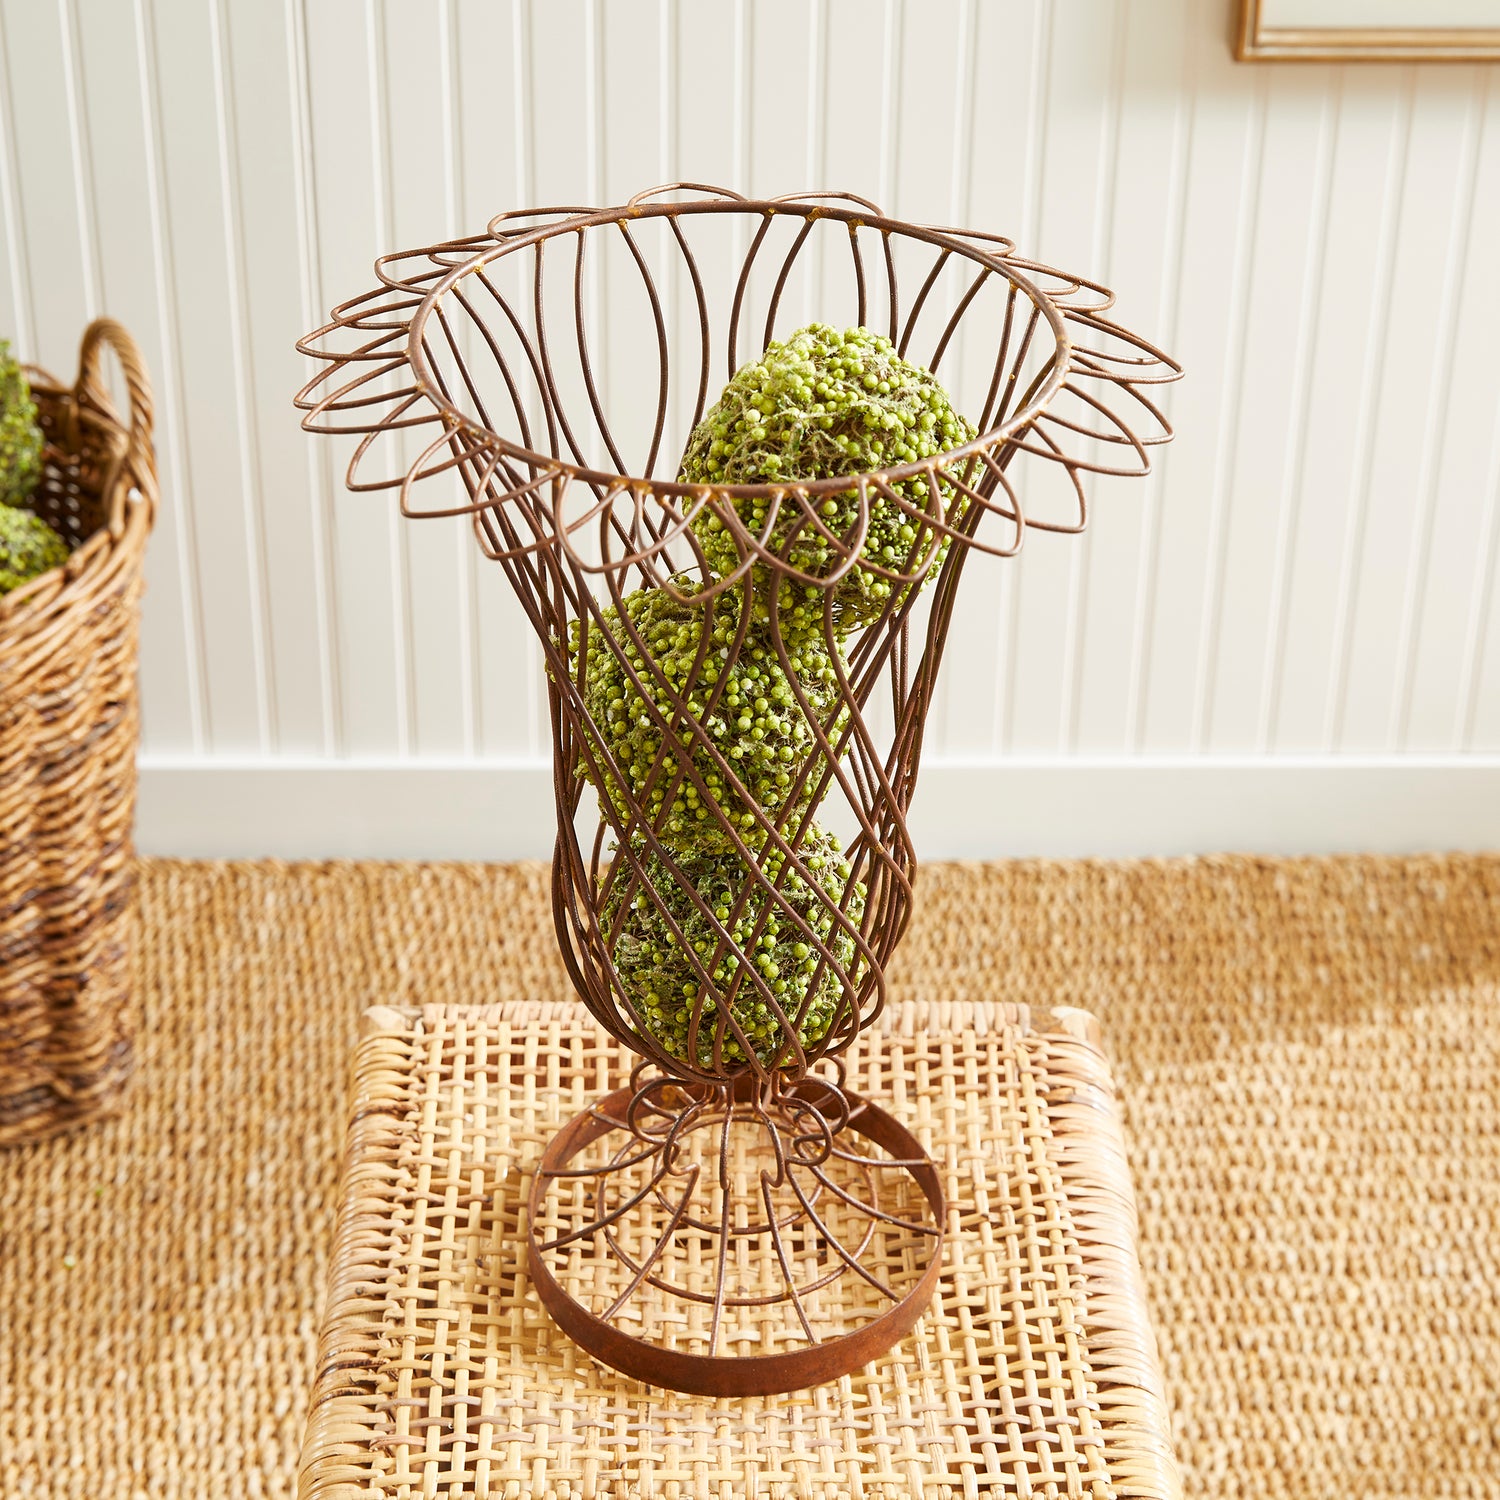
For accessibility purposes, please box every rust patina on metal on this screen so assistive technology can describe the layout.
[296,185,1179,1394]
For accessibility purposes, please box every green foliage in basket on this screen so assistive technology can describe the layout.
[570,575,849,848]
[0,504,67,595]
[680,323,975,632]
[601,827,866,1068]
[0,340,44,510]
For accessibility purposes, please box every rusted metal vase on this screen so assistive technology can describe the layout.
[296,186,1179,1394]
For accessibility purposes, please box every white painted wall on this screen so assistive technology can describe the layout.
[2,0,1498,856]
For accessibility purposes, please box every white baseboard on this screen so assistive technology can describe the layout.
[135,755,1500,861]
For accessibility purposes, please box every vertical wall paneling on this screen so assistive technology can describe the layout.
[439,0,479,757]
[57,0,102,321]
[1268,69,1408,750]
[1335,68,1477,750]
[806,0,887,396]
[524,1,596,207]
[1319,72,1415,751]
[521,0,602,466]
[524,0,605,752]
[376,0,470,756]
[55,0,204,754]
[1074,0,1191,752]
[667,0,740,565]
[366,1,416,754]
[452,0,539,758]
[805,0,828,198]
[818,0,892,208]
[1463,408,1500,748]
[1137,5,1263,750]
[136,0,267,752]
[1203,63,1333,751]
[1386,71,1494,750]
[2,0,1495,842]
[1003,0,1117,753]
[302,0,404,754]
[1185,58,1269,750]
[876,0,973,761]
[995,0,1055,755]
[1407,69,1500,750]
[1254,71,1341,751]
[1458,75,1500,754]
[668,1,737,360]
[209,0,276,750]
[0,1,93,368]
[282,0,341,755]
[937,0,1046,756]
[885,0,966,225]
[598,0,672,484]
[0,10,31,351]
[1061,0,1129,751]
[748,0,815,202]
[1125,0,1198,752]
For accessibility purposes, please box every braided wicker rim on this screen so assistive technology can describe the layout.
[1,320,156,631]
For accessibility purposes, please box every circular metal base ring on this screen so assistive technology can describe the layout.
[526,1084,945,1397]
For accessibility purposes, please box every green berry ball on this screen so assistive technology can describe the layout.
[0,505,67,595]
[601,827,867,1071]
[570,576,850,849]
[0,341,43,510]
[680,323,975,632]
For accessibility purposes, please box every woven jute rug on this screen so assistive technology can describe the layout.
[1,856,1496,1499]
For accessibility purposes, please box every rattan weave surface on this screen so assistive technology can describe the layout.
[2,856,1497,1499]
[302,1000,1177,1500]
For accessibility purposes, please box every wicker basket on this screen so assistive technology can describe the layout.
[0,319,156,1146]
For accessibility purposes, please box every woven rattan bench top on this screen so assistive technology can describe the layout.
[298,1000,1180,1500]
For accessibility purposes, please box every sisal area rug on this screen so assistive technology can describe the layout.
[1,856,1496,1498]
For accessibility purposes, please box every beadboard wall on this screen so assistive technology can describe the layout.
[2,0,1498,857]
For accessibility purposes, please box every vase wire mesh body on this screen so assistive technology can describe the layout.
[297,185,1179,1394]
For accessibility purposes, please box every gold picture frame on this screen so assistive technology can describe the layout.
[1237,0,1500,59]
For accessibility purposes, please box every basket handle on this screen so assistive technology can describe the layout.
[76,317,157,534]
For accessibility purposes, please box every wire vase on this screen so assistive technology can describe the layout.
[296,185,1179,1394]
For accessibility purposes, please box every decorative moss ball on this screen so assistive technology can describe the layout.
[680,324,975,632]
[0,341,43,510]
[571,576,849,848]
[601,827,866,1070]
[0,505,67,594]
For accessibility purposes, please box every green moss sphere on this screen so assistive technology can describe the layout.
[571,576,849,848]
[0,341,43,510]
[601,827,866,1069]
[0,505,67,594]
[680,323,975,632]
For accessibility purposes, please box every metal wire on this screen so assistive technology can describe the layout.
[296,185,1178,1089]
[296,184,1180,1391]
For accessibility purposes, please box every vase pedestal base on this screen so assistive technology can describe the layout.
[526,1072,945,1396]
